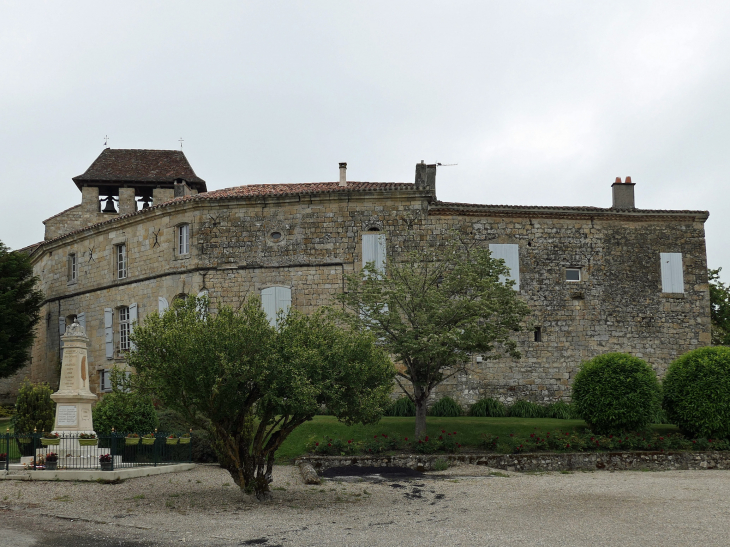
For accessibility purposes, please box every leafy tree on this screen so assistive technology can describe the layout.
[12,380,54,434]
[128,296,394,500]
[92,368,159,434]
[0,241,44,379]
[709,268,730,346]
[337,239,531,438]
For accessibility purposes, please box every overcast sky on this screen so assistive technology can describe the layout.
[2,1,729,279]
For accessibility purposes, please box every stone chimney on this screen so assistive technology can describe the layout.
[339,163,347,187]
[173,179,193,198]
[415,161,437,193]
[611,176,635,209]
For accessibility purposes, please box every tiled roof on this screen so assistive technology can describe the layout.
[200,181,414,199]
[431,200,709,217]
[72,149,206,191]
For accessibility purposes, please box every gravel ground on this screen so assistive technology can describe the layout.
[2,463,730,546]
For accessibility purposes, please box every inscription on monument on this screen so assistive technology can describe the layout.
[57,405,78,426]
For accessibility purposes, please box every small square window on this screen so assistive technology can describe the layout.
[566,268,581,282]
[534,327,542,342]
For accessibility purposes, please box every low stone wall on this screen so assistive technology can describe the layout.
[296,451,730,473]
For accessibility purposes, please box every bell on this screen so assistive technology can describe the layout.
[140,196,152,209]
[102,196,116,213]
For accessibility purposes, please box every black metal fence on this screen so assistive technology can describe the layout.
[0,432,193,471]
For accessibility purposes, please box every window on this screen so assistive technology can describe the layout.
[660,253,684,293]
[119,306,130,352]
[99,369,112,393]
[566,268,581,282]
[68,253,77,282]
[362,232,386,274]
[178,224,190,255]
[105,304,137,359]
[261,286,292,327]
[489,244,520,290]
[534,326,542,342]
[116,244,127,279]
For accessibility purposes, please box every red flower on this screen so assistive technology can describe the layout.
[453,432,456,435]
[442,430,446,433]
[404,437,408,441]
[374,435,378,439]
[315,442,319,446]
[509,434,514,437]
[328,443,332,447]
[438,436,443,441]
[418,440,423,444]
[566,443,570,448]
[530,433,535,438]
[347,440,352,444]
[425,436,430,441]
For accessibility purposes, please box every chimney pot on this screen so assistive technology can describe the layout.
[611,176,635,208]
[615,177,622,184]
[625,176,632,184]
[338,162,347,187]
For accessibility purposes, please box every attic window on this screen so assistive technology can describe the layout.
[566,268,581,282]
[270,231,282,241]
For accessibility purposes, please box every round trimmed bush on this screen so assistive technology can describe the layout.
[572,353,661,434]
[663,347,730,438]
[428,396,462,417]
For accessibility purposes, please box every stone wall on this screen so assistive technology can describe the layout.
[298,451,730,473]
[18,184,710,406]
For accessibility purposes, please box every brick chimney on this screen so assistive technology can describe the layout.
[611,176,635,209]
[339,163,347,187]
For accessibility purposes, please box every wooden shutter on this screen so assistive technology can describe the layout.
[660,253,684,293]
[128,303,138,351]
[104,308,114,359]
[375,234,386,273]
[158,297,169,314]
[362,233,386,273]
[489,244,520,290]
[261,287,276,326]
[275,287,292,322]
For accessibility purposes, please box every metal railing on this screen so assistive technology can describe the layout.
[0,432,193,471]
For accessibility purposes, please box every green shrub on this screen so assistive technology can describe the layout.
[0,404,15,418]
[156,408,218,463]
[544,401,573,420]
[93,392,158,435]
[663,347,730,438]
[572,353,662,434]
[469,398,508,417]
[428,396,463,417]
[12,380,54,434]
[432,458,449,471]
[385,396,416,417]
[508,400,545,418]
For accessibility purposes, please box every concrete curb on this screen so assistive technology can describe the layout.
[0,463,195,481]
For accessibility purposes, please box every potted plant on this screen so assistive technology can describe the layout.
[45,452,58,471]
[99,453,113,471]
[141,433,156,446]
[125,433,141,446]
[78,433,98,446]
[179,433,191,445]
[0,452,7,463]
[166,434,178,445]
[41,432,60,446]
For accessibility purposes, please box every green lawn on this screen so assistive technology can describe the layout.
[275,416,680,461]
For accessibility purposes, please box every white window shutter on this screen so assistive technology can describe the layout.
[489,244,520,290]
[275,287,292,323]
[77,312,86,334]
[197,290,208,316]
[362,234,378,269]
[261,287,276,326]
[104,308,114,359]
[660,253,684,293]
[376,234,386,273]
[128,303,138,351]
[158,296,169,314]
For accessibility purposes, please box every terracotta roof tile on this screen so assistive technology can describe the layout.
[72,149,206,191]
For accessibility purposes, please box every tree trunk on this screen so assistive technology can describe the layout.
[414,385,429,439]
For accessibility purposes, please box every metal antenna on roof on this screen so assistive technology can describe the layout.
[104,135,109,147]
[179,137,184,149]
[436,163,457,167]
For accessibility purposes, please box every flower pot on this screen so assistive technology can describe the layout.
[41,438,60,446]
[100,461,113,471]
[17,437,31,444]
[125,437,141,446]
[45,461,58,471]
[166,438,178,445]
[78,439,98,446]
[141,438,156,445]
[178,437,191,445]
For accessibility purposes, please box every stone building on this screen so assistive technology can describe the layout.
[0,148,712,406]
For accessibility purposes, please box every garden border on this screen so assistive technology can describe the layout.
[297,451,730,473]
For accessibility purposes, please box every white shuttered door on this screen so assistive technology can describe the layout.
[489,244,520,290]
[261,287,292,326]
[104,308,114,359]
[128,304,138,351]
[660,253,684,293]
[362,233,386,273]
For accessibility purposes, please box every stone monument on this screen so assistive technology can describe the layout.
[51,320,97,434]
